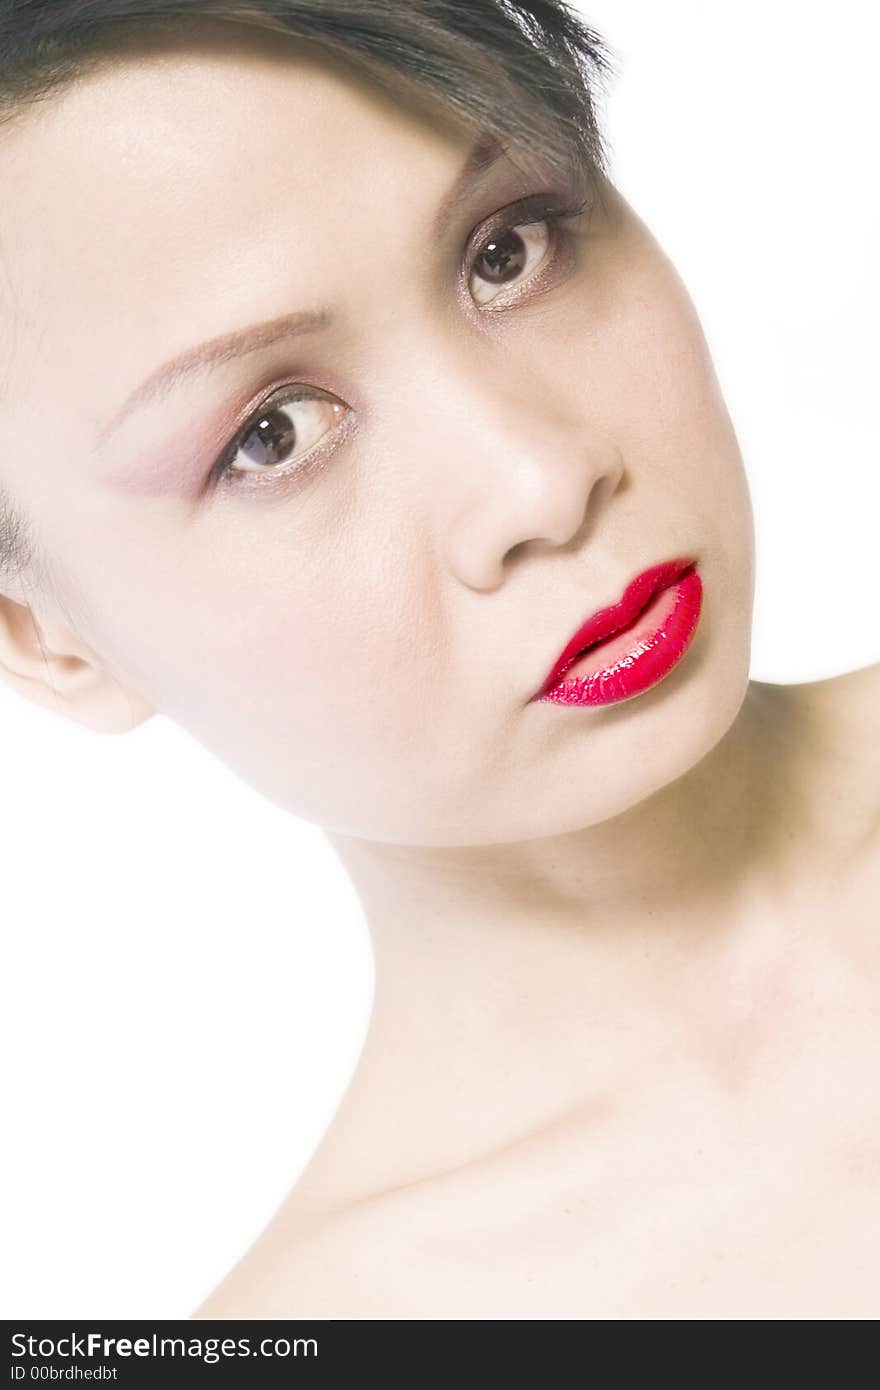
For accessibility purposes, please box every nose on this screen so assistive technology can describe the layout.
[424,372,626,591]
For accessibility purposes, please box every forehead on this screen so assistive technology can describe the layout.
[0,21,472,263]
[0,22,476,441]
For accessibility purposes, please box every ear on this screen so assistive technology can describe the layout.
[0,592,154,734]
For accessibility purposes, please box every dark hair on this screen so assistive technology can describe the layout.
[0,0,612,592]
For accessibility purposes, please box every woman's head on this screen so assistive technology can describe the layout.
[0,1,754,846]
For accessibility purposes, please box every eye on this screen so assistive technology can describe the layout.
[211,385,351,488]
[466,196,588,308]
[208,191,588,490]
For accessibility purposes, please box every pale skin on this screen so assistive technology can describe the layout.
[0,23,876,1319]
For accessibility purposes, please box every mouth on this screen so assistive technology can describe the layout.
[529,556,701,705]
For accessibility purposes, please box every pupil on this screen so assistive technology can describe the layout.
[477,228,526,283]
[243,408,296,467]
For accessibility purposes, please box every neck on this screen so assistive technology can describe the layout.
[297,680,818,1212]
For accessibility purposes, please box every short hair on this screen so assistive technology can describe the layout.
[0,0,612,590]
[0,484,38,593]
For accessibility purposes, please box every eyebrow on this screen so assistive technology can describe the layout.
[94,130,506,448]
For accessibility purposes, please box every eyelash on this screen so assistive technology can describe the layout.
[208,192,590,492]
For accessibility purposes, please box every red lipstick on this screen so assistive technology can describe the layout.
[530,557,703,707]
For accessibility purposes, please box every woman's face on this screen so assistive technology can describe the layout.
[0,23,754,845]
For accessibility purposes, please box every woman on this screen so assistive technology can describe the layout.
[0,0,877,1320]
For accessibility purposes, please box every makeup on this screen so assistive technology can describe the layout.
[530,557,702,707]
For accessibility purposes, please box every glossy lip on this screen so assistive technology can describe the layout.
[528,556,699,703]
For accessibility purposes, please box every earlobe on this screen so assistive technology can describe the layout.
[0,591,155,734]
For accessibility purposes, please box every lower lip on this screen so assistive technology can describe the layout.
[535,564,703,707]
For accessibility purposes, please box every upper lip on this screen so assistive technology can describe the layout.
[530,555,698,700]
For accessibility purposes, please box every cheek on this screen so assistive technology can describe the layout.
[568,252,750,522]
[553,245,755,673]
[109,519,452,827]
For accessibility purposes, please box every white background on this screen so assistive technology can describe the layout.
[2,0,878,1317]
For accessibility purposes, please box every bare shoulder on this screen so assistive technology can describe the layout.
[776,661,880,769]
[789,659,880,733]
[189,1169,530,1319]
[190,1198,435,1320]
[786,660,880,856]
[752,662,880,867]
[189,1214,356,1320]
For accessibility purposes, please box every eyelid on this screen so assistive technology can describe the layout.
[208,385,356,492]
[468,191,583,253]
[463,190,589,312]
